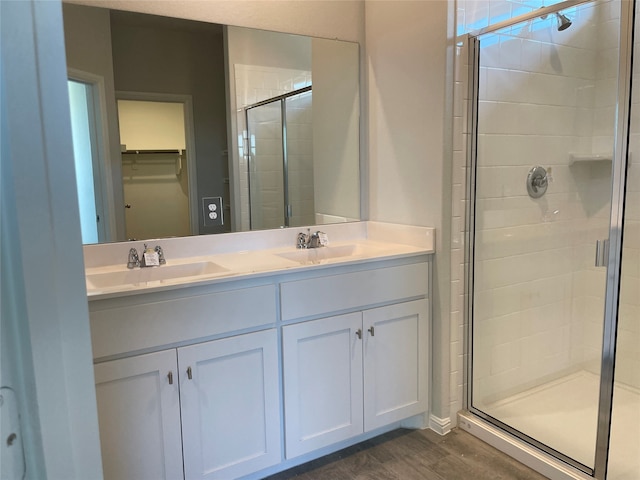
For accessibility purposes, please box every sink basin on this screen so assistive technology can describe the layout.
[276,244,378,264]
[86,261,230,289]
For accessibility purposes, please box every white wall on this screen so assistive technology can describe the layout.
[312,38,360,222]
[66,0,365,44]
[365,0,452,428]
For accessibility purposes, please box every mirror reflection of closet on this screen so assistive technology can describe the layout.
[117,98,193,241]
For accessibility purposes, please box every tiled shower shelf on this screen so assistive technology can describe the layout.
[569,152,613,165]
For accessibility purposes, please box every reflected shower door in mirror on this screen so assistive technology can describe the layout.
[61,2,360,244]
[246,87,314,230]
[469,0,620,475]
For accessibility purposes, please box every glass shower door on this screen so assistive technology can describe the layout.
[285,89,314,228]
[246,86,314,230]
[469,0,620,473]
[246,102,285,230]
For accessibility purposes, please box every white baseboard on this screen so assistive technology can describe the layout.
[428,414,452,435]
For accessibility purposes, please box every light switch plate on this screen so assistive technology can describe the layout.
[202,196,223,226]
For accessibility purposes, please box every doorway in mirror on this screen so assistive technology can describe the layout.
[117,98,195,241]
[68,78,108,244]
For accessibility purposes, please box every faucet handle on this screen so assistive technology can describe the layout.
[297,232,308,249]
[127,248,140,269]
[155,245,166,265]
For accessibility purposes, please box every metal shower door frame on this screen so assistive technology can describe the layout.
[464,0,635,478]
[244,85,312,229]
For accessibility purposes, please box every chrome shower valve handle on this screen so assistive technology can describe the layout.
[526,166,549,198]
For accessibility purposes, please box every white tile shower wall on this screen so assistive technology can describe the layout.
[451,0,622,420]
[235,65,312,230]
[450,36,469,425]
[458,0,565,36]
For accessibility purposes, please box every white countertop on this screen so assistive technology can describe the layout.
[84,222,435,300]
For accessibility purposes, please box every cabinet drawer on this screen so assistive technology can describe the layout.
[90,285,276,359]
[280,262,428,321]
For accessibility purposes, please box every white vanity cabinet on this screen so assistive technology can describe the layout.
[282,312,365,458]
[94,349,183,480]
[95,329,281,480]
[90,280,282,480]
[281,262,430,459]
[362,300,429,430]
[89,254,431,479]
[179,329,281,480]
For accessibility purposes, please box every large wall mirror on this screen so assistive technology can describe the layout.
[62,2,361,245]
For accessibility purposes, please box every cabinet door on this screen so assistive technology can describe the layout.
[282,312,364,458]
[363,299,429,431]
[179,329,281,480]
[94,350,183,480]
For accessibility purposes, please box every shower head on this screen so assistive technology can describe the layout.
[555,12,572,31]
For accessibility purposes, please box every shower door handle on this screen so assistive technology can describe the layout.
[595,239,609,267]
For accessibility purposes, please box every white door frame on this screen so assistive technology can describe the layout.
[116,91,199,236]
[2,1,104,477]
[67,68,116,242]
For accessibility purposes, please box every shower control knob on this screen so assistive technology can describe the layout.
[526,166,549,198]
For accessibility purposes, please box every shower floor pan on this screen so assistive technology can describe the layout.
[482,371,639,479]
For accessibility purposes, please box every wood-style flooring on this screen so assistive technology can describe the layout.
[264,428,549,480]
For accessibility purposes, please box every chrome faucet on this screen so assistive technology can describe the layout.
[309,231,322,249]
[296,229,326,249]
[127,244,166,268]
[127,248,140,269]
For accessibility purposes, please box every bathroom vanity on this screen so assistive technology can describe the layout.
[85,222,433,480]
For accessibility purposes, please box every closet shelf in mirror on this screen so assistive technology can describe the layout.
[122,150,185,176]
[122,149,183,155]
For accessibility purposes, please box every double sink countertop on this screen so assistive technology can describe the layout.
[84,222,435,300]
